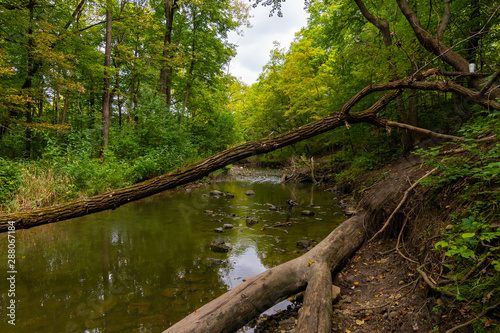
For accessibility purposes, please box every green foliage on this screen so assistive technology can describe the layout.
[417,114,500,188]
[435,215,500,262]
[0,158,22,206]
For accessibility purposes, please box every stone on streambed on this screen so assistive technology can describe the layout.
[210,190,224,197]
[222,224,234,229]
[210,237,232,252]
[301,210,315,216]
[128,302,151,315]
[296,240,311,249]
[296,239,316,250]
[214,227,224,233]
[206,258,225,265]
[245,216,259,227]
[245,190,255,196]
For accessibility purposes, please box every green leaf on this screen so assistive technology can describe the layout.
[435,241,449,249]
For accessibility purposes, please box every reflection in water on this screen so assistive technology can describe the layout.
[223,246,266,289]
[0,170,345,332]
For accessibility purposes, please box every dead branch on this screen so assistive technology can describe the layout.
[261,222,292,230]
[300,156,317,184]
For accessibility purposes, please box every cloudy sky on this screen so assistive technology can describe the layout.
[227,0,310,85]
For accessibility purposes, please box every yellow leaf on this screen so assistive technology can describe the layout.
[308,260,315,266]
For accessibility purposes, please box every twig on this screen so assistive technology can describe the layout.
[445,301,500,333]
[261,222,292,230]
[300,156,317,184]
[369,167,438,242]
[459,255,489,282]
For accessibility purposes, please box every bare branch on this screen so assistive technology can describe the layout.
[64,0,86,30]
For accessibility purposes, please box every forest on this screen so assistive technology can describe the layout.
[1,0,500,332]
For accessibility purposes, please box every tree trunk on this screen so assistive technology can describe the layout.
[182,7,197,118]
[62,90,69,124]
[163,212,366,333]
[101,0,112,157]
[159,0,176,107]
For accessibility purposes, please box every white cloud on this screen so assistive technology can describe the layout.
[228,0,309,85]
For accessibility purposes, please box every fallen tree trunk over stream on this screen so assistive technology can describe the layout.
[1,69,498,232]
[163,212,367,333]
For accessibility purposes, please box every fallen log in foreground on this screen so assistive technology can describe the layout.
[163,212,366,333]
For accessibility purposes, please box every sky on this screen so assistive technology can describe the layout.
[227,0,310,85]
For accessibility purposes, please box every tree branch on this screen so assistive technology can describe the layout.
[436,0,451,41]
[353,0,392,47]
[64,0,86,30]
[479,68,500,96]
[395,0,500,99]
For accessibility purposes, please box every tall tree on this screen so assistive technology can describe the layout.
[159,0,178,107]
[101,0,113,156]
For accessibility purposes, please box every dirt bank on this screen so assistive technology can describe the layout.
[252,147,499,333]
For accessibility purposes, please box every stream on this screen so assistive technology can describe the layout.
[0,169,346,332]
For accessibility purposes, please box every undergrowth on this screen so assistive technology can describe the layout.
[416,112,500,332]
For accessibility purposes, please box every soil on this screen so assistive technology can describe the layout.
[332,240,433,333]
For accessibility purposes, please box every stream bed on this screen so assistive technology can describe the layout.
[0,169,346,332]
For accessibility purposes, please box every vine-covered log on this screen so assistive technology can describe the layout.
[162,212,366,333]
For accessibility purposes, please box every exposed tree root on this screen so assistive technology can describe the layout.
[369,167,438,242]
[445,301,500,333]
[416,264,456,298]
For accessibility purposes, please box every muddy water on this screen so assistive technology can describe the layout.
[0,170,345,332]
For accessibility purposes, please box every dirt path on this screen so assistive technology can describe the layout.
[333,240,433,333]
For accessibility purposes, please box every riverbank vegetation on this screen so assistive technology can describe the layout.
[1,0,499,331]
[1,0,498,213]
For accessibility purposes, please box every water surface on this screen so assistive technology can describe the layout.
[0,170,345,332]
